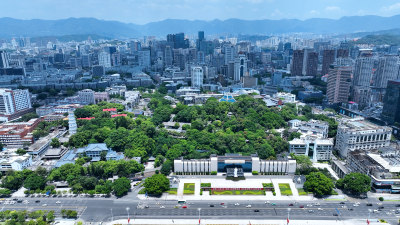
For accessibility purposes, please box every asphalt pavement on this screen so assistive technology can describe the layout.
[0,197,399,224]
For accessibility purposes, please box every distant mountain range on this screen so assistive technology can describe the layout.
[3,15,400,39]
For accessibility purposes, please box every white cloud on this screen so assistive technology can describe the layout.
[381,3,400,12]
[325,6,341,11]
[309,10,320,16]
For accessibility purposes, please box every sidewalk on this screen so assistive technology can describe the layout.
[105,218,380,225]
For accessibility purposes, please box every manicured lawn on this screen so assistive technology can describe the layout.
[201,183,211,187]
[183,183,195,195]
[212,190,265,195]
[279,183,293,196]
[166,188,177,195]
[262,183,274,188]
[297,188,309,196]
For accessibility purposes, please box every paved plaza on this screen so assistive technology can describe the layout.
[138,177,314,201]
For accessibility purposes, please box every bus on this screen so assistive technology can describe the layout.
[178,200,186,204]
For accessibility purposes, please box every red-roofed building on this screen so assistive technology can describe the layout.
[77,117,95,120]
[103,108,117,112]
[111,114,127,118]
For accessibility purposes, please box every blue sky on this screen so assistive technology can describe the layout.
[2,0,400,24]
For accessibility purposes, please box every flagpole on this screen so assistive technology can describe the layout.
[126,207,130,224]
[198,208,201,225]
[287,208,291,225]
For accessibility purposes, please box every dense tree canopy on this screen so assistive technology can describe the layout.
[143,174,170,195]
[113,177,131,197]
[336,172,371,195]
[304,172,334,197]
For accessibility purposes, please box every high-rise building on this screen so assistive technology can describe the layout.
[336,49,349,58]
[305,52,318,76]
[0,51,9,68]
[234,54,248,82]
[81,54,91,68]
[327,65,352,104]
[164,45,173,66]
[13,89,31,111]
[321,50,335,75]
[138,50,151,67]
[198,31,205,41]
[374,55,399,89]
[272,71,283,86]
[223,44,235,65]
[0,89,31,115]
[381,80,400,124]
[191,66,204,88]
[353,57,374,87]
[167,33,189,49]
[291,50,304,76]
[98,51,111,68]
[284,42,292,51]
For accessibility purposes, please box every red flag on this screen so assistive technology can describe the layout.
[367,219,370,225]
[287,218,290,224]
[199,218,201,224]
[128,218,130,223]
[249,221,251,225]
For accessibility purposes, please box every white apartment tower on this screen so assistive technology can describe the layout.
[223,44,236,65]
[0,89,31,115]
[191,66,204,88]
[234,54,248,82]
[98,51,111,68]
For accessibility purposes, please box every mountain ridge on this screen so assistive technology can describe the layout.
[2,15,400,38]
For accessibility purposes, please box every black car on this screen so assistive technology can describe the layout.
[366,203,373,206]
[35,200,40,203]
[348,208,353,211]
[339,202,345,204]
[254,209,260,212]
[210,205,214,207]
[333,213,338,216]
[396,204,400,207]
[378,206,384,209]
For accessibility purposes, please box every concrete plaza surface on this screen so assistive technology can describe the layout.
[138,177,314,201]
[106,219,382,225]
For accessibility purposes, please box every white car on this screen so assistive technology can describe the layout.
[160,206,165,209]
[314,203,320,206]
[234,203,240,206]
[307,204,313,207]
[353,204,359,207]
[265,201,270,204]
[42,204,47,207]
[246,205,252,208]
[317,208,323,211]
[56,201,61,204]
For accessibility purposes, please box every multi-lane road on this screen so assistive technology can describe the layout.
[0,197,399,224]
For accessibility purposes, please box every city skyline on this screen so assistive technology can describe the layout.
[1,0,400,24]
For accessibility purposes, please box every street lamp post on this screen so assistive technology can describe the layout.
[126,207,130,224]
[111,208,113,223]
[198,208,201,225]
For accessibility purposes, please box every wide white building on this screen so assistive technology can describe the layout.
[0,153,32,171]
[78,89,95,105]
[174,154,296,175]
[335,118,392,158]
